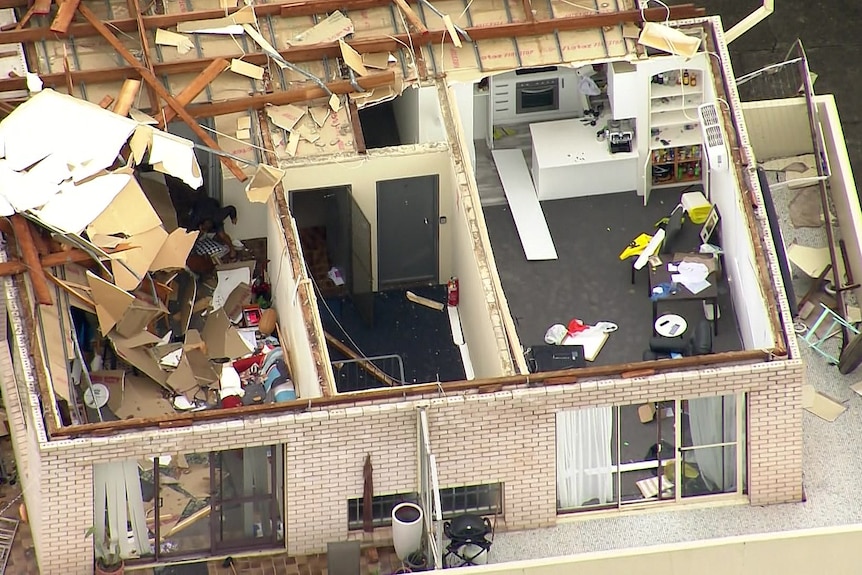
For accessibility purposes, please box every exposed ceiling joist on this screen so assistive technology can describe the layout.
[0,5,704,95]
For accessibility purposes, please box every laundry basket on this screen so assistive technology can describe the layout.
[681,191,711,224]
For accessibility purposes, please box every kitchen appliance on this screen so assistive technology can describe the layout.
[489,67,587,126]
[515,77,559,114]
[607,118,634,153]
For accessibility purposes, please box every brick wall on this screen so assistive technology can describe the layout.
[15,358,801,572]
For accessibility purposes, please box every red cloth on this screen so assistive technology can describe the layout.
[233,354,265,374]
[567,318,588,336]
[221,395,242,409]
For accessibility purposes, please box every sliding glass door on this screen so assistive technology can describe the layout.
[556,394,745,513]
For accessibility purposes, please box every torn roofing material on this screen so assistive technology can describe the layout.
[0,89,203,220]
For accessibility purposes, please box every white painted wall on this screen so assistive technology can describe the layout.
[709,163,773,348]
[741,98,813,160]
[392,86,419,145]
[418,85,447,143]
[266,198,323,398]
[450,81,476,170]
[216,115,268,241]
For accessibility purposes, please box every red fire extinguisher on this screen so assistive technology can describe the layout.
[447,276,459,307]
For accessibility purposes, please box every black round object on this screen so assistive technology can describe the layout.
[444,514,491,542]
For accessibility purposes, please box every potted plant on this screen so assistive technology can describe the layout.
[85,526,125,575]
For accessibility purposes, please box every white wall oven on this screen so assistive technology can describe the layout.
[490,66,587,126]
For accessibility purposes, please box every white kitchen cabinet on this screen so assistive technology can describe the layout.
[607,61,639,120]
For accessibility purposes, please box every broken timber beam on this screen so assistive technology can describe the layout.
[0,4,704,59]
[348,100,366,154]
[392,0,427,34]
[186,71,394,117]
[10,215,52,305]
[0,246,132,276]
[77,3,248,181]
[157,58,229,128]
[113,78,142,116]
[130,0,162,118]
[49,0,81,34]
[31,0,51,15]
[521,0,534,21]
[324,330,397,386]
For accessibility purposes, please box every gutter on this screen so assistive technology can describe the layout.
[724,0,774,43]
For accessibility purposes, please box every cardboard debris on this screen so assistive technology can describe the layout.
[236,116,251,139]
[804,389,847,421]
[114,297,168,339]
[109,225,170,291]
[139,175,179,232]
[362,52,391,70]
[288,10,354,46]
[32,172,132,234]
[114,374,175,419]
[87,271,134,335]
[787,244,831,278]
[112,340,170,388]
[286,130,300,157]
[202,309,253,360]
[230,58,265,80]
[236,128,251,140]
[310,106,330,127]
[149,228,199,271]
[850,381,862,398]
[87,171,162,237]
[340,40,369,76]
[245,164,285,203]
[90,370,126,412]
[212,261,254,310]
[155,28,194,54]
[329,93,342,112]
[223,282,251,321]
[266,104,306,131]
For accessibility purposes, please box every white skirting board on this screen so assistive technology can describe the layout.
[491,149,558,261]
[447,305,474,379]
[459,343,475,380]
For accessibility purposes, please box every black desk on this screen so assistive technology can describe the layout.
[649,255,720,335]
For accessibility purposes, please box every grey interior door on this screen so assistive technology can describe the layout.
[376,175,439,288]
[349,194,374,326]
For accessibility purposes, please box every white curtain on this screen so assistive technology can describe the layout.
[556,407,613,508]
[93,460,152,559]
[688,395,737,492]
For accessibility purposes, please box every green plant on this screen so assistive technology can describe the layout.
[84,526,123,570]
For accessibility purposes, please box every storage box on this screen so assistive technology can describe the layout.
[638,403,656,423]
[681,191,711,224]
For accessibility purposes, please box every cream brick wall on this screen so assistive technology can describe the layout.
[13,357,802,572]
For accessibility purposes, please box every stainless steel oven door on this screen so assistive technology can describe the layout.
[515,78,559,114]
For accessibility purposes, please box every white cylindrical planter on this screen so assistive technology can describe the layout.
[391,502,423,560]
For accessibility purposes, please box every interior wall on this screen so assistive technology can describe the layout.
[216,114,268,241]
[418,85,447,143]
[266,197,324,398]
[392,87,419,145]
[445,525,862,575]
[450,162,507,379]
[741,99,814,161]
[816,95,862,309]
[709,163,774,348]
[282,146,455,291]
[450,81,477,170]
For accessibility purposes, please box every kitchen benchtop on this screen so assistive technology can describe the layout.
[530,116,638,168]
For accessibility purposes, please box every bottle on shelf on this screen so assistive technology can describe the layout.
[690,72,697,87]
[682,70,690,86]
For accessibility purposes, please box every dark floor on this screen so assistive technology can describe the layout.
[357,100,402,149]
[320,285,466,386]
[483,187,742,366]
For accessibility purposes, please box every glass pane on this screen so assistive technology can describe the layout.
[620,467,675,503]
[683,395,736,447]
[157,453,212,557]
[681,445,737,496]
[619,401,675,505]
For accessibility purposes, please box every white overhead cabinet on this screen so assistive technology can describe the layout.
[607,61,639,120]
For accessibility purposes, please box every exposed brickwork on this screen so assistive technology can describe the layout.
[3,357,803,572]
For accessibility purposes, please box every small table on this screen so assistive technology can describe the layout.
[655,314,688,338]
[649,255,720,335]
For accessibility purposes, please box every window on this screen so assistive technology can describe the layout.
[348,492,418,530]
[439,484,503,518]
[348,483,504,530]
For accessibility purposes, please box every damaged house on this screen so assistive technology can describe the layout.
[0,0,858,572]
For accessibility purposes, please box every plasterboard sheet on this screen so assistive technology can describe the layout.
[149,131,203,189]
[787,244,831,278]
[287,10,353,46]
[0,159,58,213]
[32,172,131,234]
[804,390,847,421]
[491,149,557,261]
[87,174,162,237]
[110,226,170,291]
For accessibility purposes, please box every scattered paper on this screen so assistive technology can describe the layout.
[670,260,710,294]
[266,104,306,131]
[230,58,265,80]
[339,40,368,76]
[155,28,194,54]
[288,10,353,46]
[245,164,285,203]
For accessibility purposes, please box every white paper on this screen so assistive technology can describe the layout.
[212,267,251,311]
[31,173,131,234]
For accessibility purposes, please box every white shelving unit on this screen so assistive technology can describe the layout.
[648,68,705,190]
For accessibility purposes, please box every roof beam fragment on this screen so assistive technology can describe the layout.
[77,3,248,181]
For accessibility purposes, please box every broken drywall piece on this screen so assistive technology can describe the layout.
[297,124,320,143]
[223,282,251,321]
[110,226,170,291]
[129,108,157,125]
[285,130,300,157]
[340,40,368,76]
[266,104,306,131]
[155,28,194,54]
[787,243,831,278]
[638,22,701,58]
[202,308,253,360]
[114,297,168,338]
[32,172,131,234]
[362,52,391,70]
[212,262,253,311]
[176,7,255,34]
[236,129,251,140]
[87,271,134,334]
[130,125,153,165]
[243,24,283,64]
[237,116,251,131]
[150,228,199,271]
[230,58,265,80]
[245,164,285,203]
[149,131,203,190]
[288,10,353,46]
[442,15,461,48]
[804,389,847,421]
[310,106,330,127]
[87,172,162,237]
[328,93,342,113]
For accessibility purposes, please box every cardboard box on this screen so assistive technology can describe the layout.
[638,403,656,424]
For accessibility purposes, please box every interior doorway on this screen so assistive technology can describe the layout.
[290,186,374,326]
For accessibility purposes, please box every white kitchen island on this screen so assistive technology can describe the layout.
[530,117,639,200]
